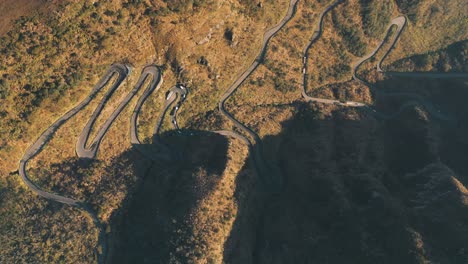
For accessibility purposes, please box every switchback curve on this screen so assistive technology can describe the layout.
[301,0,365,107]
[301,8,455,121]
[75,64,130,158]
[18,63,131,264]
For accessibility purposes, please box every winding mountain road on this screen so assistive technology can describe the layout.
[128,65,177,162]
[219,0,299,143]
[16,1,467,263]
[218,0,300,190]
[301,8,459,121]
[17,64,176,263]
[19,64,129,206]
[130,66,163,145]
[153,84,187,137]
[18,63,132,264]
[75,65,131,158]
[169,86,188,131]
[300,0,367,107]
[352,16,407,77]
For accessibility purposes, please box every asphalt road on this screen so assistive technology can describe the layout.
[18,63,131,264]
[153,84,187,137]
[130,65,163,145]
[301,0,366,107]
[128,66,177,162]
[169,87,187,130]
[218,0,300,190]
[352,16,407,80]
[75,65,130,158]
[17,64,177,264]
[303,11,459,121]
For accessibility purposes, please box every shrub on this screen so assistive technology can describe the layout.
[360,0,392,38]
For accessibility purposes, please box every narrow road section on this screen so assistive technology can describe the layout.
[18,64,130,264]
[302,11,456,121]
[301,0,366,107]
[130,65,164,145]
[75,64,130,158]
[169,85,188,130]
[352,16,407,81]
[218,0,300,190]
[153,84,188,137]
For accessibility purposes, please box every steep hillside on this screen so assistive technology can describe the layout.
[0,0,467,263]
[222,99,468,264]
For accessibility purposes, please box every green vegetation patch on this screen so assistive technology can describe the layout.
[389,40,468,72]
[360,0,393,38]
[332,5,368,57]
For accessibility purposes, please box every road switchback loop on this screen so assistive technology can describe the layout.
[18,63,181,264]
[301,7,455,121]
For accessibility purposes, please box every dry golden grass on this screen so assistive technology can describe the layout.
[2,0,467,263]
[0,0,289,175]
[387,0,468,64]
[0,0,47,36]
[177,137,250,263]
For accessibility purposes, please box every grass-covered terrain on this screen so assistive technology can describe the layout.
[389,40,468,72]
[0,0,467,263]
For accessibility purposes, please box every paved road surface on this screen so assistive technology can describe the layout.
[128,66,176,161]
[218,0,300,190]
[130,66,163,145]
[352,16,407,80]
[18,64,131,264]
[169,86,188,131]
[153,85,187,137]
[75,65,130,158]
[300,0,367,107]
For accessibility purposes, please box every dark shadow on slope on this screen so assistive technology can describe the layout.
[0,173,99,263]
[388,40,468,73]
[223,97,468,264]
[22,73,468,263]
[24,129,229,263]
[110,130,229,264]
[372,76,468,185]
[29,151,147,214]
